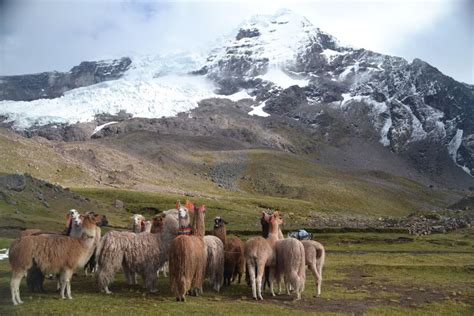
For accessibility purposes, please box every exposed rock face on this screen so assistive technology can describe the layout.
[0,57,131,101]
[236,28,260,40]
[0,174,26,192]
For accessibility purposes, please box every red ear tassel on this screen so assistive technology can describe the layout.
[175,201,181,209]
[185,200,194,212]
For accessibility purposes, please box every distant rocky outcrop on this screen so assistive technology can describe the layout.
[0,57,131,101]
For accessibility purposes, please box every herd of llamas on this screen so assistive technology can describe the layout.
[8,201,325,305]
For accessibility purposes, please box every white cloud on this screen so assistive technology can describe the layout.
[0,0,471,83]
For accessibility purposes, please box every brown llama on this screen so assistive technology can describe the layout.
[9,213,99,305]
[96,208,180,294]
[244,211,282,300]
[301,240,325,296]
[24,211,107,292]
[213,216,245,286]
[169,204,207,302]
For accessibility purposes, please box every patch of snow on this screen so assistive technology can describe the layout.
[320,49,347,63]
[0,248,8,261]
[215,90,255,102]
[380,117,392,146]
[448,129,463,161]
[249,101,270,117]
[257,67,309,88]
[92,121,118,136]
[460,165,471,175]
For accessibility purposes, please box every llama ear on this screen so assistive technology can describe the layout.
[199,205,206,212]
[175,201,181,209]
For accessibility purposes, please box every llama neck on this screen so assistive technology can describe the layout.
[193,212,205,237]
[267,221,280,246]
[213,226,226,244]
[179,216,190,228]
[132,223,141,233]
[261,218,269,238]
[160,214,179,254]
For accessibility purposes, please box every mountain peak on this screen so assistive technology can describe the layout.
[204,9,339,80]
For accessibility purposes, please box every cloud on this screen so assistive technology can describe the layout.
[0,0,471,83]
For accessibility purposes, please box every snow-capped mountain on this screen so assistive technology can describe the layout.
[0,9,472,178]
[198,9,473,177]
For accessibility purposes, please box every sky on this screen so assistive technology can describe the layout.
[0,0,472,83]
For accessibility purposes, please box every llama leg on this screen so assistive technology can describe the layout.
[11,271,24,305]
[104,286,112,295]
[317,267,322,296]
[64,269,74,299]
[123,263,132,285]
[256,262,266,300]
[309,263,320,297]
[59,273,67,299]
[269,268,276,297]
[147,269,158,293]
[247,262,257,300]
[286,276,291,295]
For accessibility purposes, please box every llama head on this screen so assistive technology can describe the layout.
[86,211,109,227]
[214,216,228,229]
[152,214,164,228]
[78,213,99,239]
[70,209,83,228]
[131,214,145,225]
[270,211,283,227]
[66,209,80,224]
[178,206,188,219]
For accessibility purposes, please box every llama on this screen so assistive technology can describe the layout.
[301,240,325,296]
[150,215,169,278]
[24,211,107,292]
[82,212,109,276]
[9,213,99,305]
[169,204,207,302]
[251,210,281,290]
[244,211,282,300]
[97,207,180,294]
[203,235,224,292]
[213,216,245,286]
[122,213,147,285]
[275,238,306,300]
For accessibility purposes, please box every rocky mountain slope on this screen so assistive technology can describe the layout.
[0,57,131,101]
[0,9,472,190]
